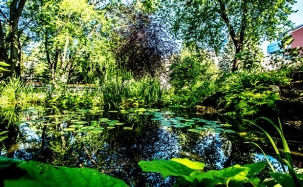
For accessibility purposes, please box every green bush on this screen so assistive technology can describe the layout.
[169,48,218,107]
[217,70,291,116]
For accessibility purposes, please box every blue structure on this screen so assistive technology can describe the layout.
[267,41,281,54]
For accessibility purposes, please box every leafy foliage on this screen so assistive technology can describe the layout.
[216,70,290,116]
[168,48,218,107]
[158,0,295,71]
[114,5,177,78]
[0,76,35,106]
[26,0,115,84]
[0,157,128,187]
[139,158,266,186]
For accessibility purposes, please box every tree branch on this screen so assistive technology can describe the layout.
[217,0,238,44]
[0,9,9,23]
[15,0,27,21]
[239,1,248,45]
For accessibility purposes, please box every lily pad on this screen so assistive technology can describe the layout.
[198,119,208,123]
[163,111,175,115]
[115,123,125,125]
[72,121,88,125]
[174,117,185,121]
[123,127,133,130]
[63,128,75,132]
[69,124,84,128]
[220,123,232,127]
[81,126,95,130]
[100,118,110,122]
[45,115,62,118]
[94,127,104,130]
[221,129,234,133]
[239,132,247,136]
[174,125,186,128]
[183,122,194,126]
[187,129,200,133]
[135,108,147,112]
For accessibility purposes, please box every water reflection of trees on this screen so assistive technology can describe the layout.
[0,107,261,186]
[0,106,21,158]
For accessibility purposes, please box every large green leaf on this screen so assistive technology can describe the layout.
[171,158,205,170]
[191,164,250,186]
[215,164,249,180]
[138,159,195,182]
[0,157,128,187]
[243,162,266,179]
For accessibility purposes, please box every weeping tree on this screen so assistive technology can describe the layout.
[159,0,296,72]
[114,5,178,79]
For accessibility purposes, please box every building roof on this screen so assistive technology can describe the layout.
[288,23,303,33]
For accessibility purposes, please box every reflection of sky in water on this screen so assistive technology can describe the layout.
[95,123,234,186]
[255,153,289,172]
[1,122,42,158]
[1,109,268,186]
[20,123,41,142]
[1,118,234,186]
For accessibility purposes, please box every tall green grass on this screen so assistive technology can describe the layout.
[0,76,35,106]
[101,72,164,109]
[245,117,303,187]
[0,69,165,110]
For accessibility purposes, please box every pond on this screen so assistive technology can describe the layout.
[0,106,302,186]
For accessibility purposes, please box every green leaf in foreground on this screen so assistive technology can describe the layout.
[138,159,195,182]
[0,157,128,187]
[171,158,205,170]
[243,162,266,179]
[139,158,266,186]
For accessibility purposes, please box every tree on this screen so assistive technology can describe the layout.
[0,0,27,78]
[28,0,115,84]
[159,0,296,72]
[114,3,178,78]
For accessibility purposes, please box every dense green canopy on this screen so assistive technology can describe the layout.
[157,0,296,71]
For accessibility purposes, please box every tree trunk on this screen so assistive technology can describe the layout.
[232,45,242,72]
[0,20,8,63]
[0,0,27,79]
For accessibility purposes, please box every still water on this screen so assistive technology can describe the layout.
[0,106,301,186]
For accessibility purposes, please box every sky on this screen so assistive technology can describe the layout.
[261,0,303,55]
